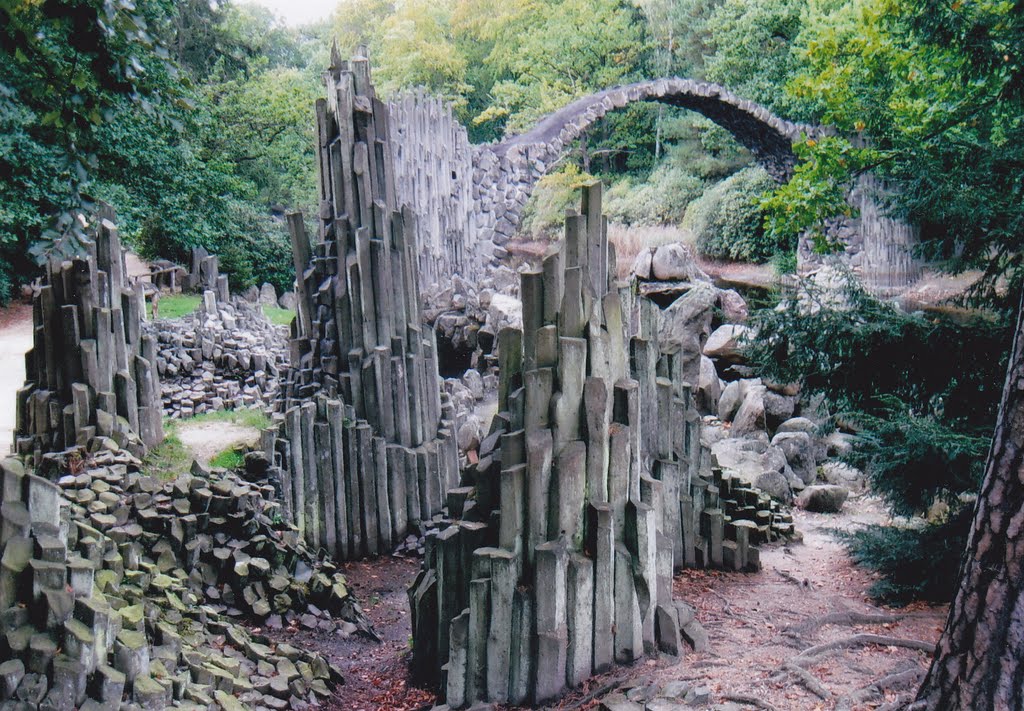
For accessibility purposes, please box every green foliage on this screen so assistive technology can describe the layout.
[604,166,704,226]
[760,136,873,253]
[210,446,246,470]
[837,510,973,604]
[703,0,814,119]
[845,396,989,516]
[683,166,783,262]
[778,0,1024,305]
[518,165,596,239]
[746,272,1012,602]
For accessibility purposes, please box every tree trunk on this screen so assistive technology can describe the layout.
[914,292,1024,710]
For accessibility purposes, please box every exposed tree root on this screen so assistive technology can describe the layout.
[791,634,935,666]
[782,662,832,700]
[785,610,905,637]
[835,666,924,711]
[722,693,780,710]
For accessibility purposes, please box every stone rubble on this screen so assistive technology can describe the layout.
[0,444,365,710]
[149,291,289,419]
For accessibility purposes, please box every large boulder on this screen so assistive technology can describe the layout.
[717,289,749,323]
[658,282,718,355]
[763,392,797,432]
[703,324,750,362]
[695,356,723,414]
[650,243,710,282]
[717,379,750,422]
[631,249,654,280]
[821,461,867,492]
[259,283,278,306]
[278,291,297,310]
[776,417,817,435]
[771,431,817,485]
[488,293,523,332]
[730,384,767,438]
[796,485,849,513]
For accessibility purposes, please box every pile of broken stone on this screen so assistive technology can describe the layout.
[0,443,368,710]
[642,242,863,515]
[150,292,289,419]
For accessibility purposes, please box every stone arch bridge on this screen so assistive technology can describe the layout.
[389,78,919,294]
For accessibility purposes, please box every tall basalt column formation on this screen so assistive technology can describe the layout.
[267,50,458,561]
[14,206,163,459]
[410,183,713,708]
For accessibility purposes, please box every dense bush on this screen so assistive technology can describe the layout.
[683,166,780,262]
[837,509,974,604]
[746,272,1012,603]
[603,165,705,227]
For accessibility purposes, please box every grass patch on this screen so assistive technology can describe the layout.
[152,294,201,320]
[262,305,295,326]
[210,446,245,469]
[184,408,272,430]
[142,420,193,480]
[141,408,271,480]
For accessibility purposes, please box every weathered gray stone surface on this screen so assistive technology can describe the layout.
[269,50,458,561]
[150,290,288,419]
[797,484,849,512]
[14,205,161,459]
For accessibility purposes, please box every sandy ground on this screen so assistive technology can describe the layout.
[176,420,261,465]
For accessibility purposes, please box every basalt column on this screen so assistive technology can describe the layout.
[409,183,705,708]
[14,205,163,460]
[265,50,458,561]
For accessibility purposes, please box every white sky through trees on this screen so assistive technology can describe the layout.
[242,0,337,26]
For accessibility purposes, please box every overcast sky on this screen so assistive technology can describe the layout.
[242,0,337,26]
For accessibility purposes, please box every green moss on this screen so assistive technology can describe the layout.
[151,294,201,320]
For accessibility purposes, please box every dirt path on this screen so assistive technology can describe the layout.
[176,420,261,465]
[279,497,945,711]
[0,303,35,452]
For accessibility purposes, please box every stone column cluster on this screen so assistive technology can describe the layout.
[181,247,230,302]
[14,207,163,460]
[265,50,458,561]
[410,183,726,709]
[389,90,483,288]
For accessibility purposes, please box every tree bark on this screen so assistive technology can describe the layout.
[914,292,1024,710]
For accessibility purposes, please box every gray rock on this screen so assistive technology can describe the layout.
[702,325,750,362]
[650,243,710,282]
[771,432,816,485]
[259,283,278,306]
[776,417,817,435]
[730,384,767,438]
[797,484,849,513]
[717,289,748,323]
[630,249,654,280]
[695,357,722,415]
[821,461,866,492]
[277,291,297,310]
[717,380,749,422]
[658,282,717,356]
[762,392,797,432]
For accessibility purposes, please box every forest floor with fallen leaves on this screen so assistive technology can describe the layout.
[283,495,947,711]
